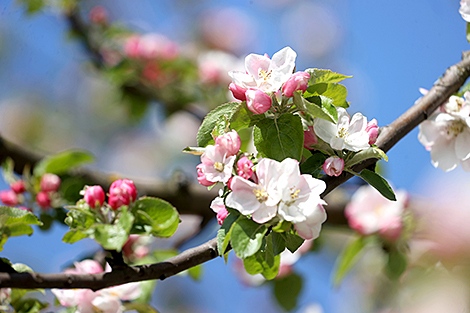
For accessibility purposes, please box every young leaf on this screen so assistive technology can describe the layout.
[385,248,408,280]
[300,152,327,177]
[304,83,349,108]
[293,92,337,123]
[123,302,160,313]
[467,23,470,44]
[306,68,352,84]
[271,232,286,255]
[253,113,304,162]
[196,102,239,147]
[93,224,129,251]
[0,206,43,227]
[62,230,88,244]
[11,298,49,313]
[358,169,396,201]
[33,149,95,176]
[229,101,265,130]
[231,217,268,259]
[273,273,303,311]
[217,211,239,256]
[242,246,280,280]
[132,197,179,237]
[344,147,388,168]
[332,235,366,287]
[283,230,305,253]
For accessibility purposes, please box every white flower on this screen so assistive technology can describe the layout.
[226,158,282,223]
[228,47,297,93]
[294,204,327,240]
[460,0,470,22]
[314,107,370,152]
[199,145,236,184]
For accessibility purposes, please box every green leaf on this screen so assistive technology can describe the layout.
[274,273,303,311]
[93,224,129,251]
[11,263,34,273]
[0,206,42,227]
[332,235,366,287]
[345,147,388,168]
[117,207,134,233]
[300,153,328,177]
[62,230,87,244]
[253,113,304,162]
[284,230,305,253]
[181,146,206,155]
[229,101,265,130]
[11,298,48,313]
[196,102,239,147]
[4,224,34,237]
[188,264,203,281]
[467,23,470,44]
[217,211,239,256]
[231,217,268,259]
[357,169,396,201]
[271,232,286,255]
[293,92,337,123]
[306,68,352,84]
[385,249,408,280]
[304,83,349,108]
[33,149,94,176]
[123,302,160,313]
[242,248,280,280]
[132,197,179,237]
[17,0,45,14]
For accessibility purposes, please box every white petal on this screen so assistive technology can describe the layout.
[344,131,370,151]
[455,129,470,160]
[252,204,278,223]
[245,53,270,79]
[228,70,257,89]
[348,113,367,133]
[430,137,459,172]
[330,136,345,150]
[313,118,336,144]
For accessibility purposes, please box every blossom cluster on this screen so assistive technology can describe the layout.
[418,92,470,172]
[0,173,61,210]
[52,260,141,313]
[82,179,137,212]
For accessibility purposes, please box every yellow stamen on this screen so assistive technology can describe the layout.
[253,188,268,202]
[214,162,224,172]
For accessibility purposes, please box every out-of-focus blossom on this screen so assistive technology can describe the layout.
[245,89,272,114]
[345,185,408,241]
[460,0,470,22]
[303,125,318,149]
[0,190,18,206]
[323,156,344,177]
[40,173,61,192]
[418,93,470,172]
[123,34,179,60]
[108,179,137,210]
[84,186,105,209]
[36,191,51,209]
[365,118,379,145]
[282,71,310,97]
[237,156,254,180]
[215,130,241,156]
[199,145,236,184]
[198,51,244,85]
[10,180,25,194]
[52,260,141,313]
[141,62,161,83]
[0,288,11,311]
[122,235,150,260]
[314,107,370,152]
[89,6,108,24]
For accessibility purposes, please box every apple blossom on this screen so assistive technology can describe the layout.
[323,156,344,177]
[365,118,379,145]
[0,190,18,206]
[84,185,106,209]
[10,180,25,194]
[314,107,370,152]
[210,196,228,225]
[215,130,241,156]
[229,47,297,94]
[199,145,236,184]
[228,83,247,101]
[294,204,327,240]
[460,0,470,22]
[245,89,272,114]
[196,164,216,187]
[198,50,244,85]
[345,185,408,241]
[36,191,51,208]
[303,125,318,149]
[237,156,254,180]
[282,71,310,97]
[40,173,61,192]
[226,158,282,223]
[108,179,137,210]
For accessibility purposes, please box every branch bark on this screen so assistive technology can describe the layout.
[1,51,469,290]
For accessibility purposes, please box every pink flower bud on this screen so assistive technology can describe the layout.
[246,89,272,114]
[0,190,18,206]
[84,186,105,209]
[365,118,379,145]
[282,71,310,97]
[196,164,216,187]
[108,179,137,210]
[229,83,247,101]
[216,207,229,225]
[303,125,318,149]
[323,156,344,177]
[40,174,61,192]
[226,176,233,190]
[215,130,241,156]
[237,156,253,179]
[10,180,26,194]
[36,191,51,208]
[89,6,108,24]
[124,35,141,59]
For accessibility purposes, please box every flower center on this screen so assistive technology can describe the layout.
[337,127,349,138]
[290,187,301,200]
[253,188,268,202]
[214,162,224,172]
[258,69,272,82]
[446,120,466,138]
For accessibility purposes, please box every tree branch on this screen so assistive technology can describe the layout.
[1,51,469,290]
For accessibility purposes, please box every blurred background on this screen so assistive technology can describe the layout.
[1,0,470,312]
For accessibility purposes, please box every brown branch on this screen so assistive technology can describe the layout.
[0,51,469,290]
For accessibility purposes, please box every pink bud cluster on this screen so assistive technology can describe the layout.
[36,173,61,209]
[0,180,25,206]
[122,235,150,261]
[124,34,179,61]
[83,179,137,211]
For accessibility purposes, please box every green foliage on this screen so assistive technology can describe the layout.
[33,149,95,177]
[273,273,303,311]
[300,152,327,178]
[357,169,396,201]
[253,113,304,162]
[467,23,470,44]
[16,0,45,14]
[217,210,240,257]
[385,248,408,280]
[243,243,280,280]
[282,230,305,254]
[304,83,349,108]
[11,298,48,313]
[132,197,179,237]
[345,147,388,168]
[230,217,268,259]
[293,92,337,123]
[305,68,352,84]
[197,102,240,147]
[0,206,43,251]
[123,302,160,313]
[332,235,366,287]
